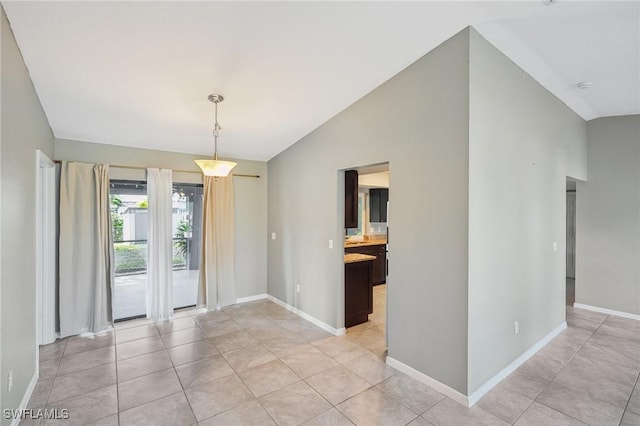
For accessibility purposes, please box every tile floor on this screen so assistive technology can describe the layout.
[26,288,639,425]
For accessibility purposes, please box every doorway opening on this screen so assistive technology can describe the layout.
[342,162,389,356]
[566,179,577,306]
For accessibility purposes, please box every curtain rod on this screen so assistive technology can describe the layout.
[52,160,260,178]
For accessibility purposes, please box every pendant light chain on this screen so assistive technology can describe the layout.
[194,93,237,177]
[213,98,220,160]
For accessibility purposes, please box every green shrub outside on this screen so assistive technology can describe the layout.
[115,244,146,273]
[115,243,186,274]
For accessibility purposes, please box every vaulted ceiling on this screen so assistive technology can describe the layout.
[3,1,638,161]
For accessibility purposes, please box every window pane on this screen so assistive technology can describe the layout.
[110,180,148,321]
[172,184,203,310]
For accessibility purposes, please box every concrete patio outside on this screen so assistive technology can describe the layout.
[113,269,199,320]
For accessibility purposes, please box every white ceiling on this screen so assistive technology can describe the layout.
[3,1,639,161]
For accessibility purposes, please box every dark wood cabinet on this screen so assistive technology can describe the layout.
[374,245,386,285]
[345,259,373,328]
[345,244,386,285]
[369,188,388,222]
[345,170,358,229]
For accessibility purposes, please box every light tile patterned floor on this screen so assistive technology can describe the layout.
[27,289,639,425]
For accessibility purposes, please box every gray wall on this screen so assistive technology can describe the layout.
[1,8,55,420]
[576,116,640,315]
[268,29,471,393]
[467,29,587,394]
[55,139,268,300]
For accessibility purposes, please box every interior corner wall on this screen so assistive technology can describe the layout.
[268,28,470,393]
[1,7,55,421]
[576,116,640,315]
[54,139,268,300]
[467,28,587,395]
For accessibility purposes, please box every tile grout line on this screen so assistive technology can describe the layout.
[619,370,640,426]
[226,314,304,425]
[113,318,199,419]
[507,397,538,425]
[508,311,595,423]
[40,339,68,414]
[188,309,297,425]
[294,334,400,424]
[197,307,377,425]
[42,300,634,426]
[196,313,244,418]
[39,315,195,422]
[163,314,201,424]
[41,301,395,425]
[182,308,288,424]
[45,336,119,425]
[530,311,614,425]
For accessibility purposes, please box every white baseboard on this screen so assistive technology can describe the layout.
[236,294,268,304]
[11,370,39,426]
[266,295,345,336]
[386,356,469,407]
[387,321,567,408]
[467,321,567,406]
[573,303,640,321]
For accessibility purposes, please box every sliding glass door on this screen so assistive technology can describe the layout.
[171,184,203,310]
[110,181,149,320]
[110,180,203,321]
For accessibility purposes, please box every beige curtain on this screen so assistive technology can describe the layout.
[59,162,113,337]
[198,175,236,309]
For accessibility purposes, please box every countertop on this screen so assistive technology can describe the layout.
[344,239,387,248]
[344,253,376,264]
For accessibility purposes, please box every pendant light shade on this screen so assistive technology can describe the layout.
[195,94,237,177]
[194,159,237,177]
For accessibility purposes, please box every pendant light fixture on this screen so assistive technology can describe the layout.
[194,94,237,177]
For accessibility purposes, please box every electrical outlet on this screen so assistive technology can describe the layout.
[7,370,13,393]
[553,241,558,252]
[271,232,276,240]
[514,321,519,335]
[296,284,301,293]
[328,239,333,249]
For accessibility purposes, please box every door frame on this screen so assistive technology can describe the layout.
[340,163,390,346]
[35,150,56,347]
[566,191,576,279]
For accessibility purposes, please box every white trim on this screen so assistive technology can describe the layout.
[11,370,39,426]
[467,321,567,406]
[387,321,567,408]
[573,303,640,321]
[236,294,268,304]
[35,150,56,346]
[266,295,345,336]
[386,356,469,407]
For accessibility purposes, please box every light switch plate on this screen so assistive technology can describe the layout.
[329,240,333,249]
[271,232,276,240]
